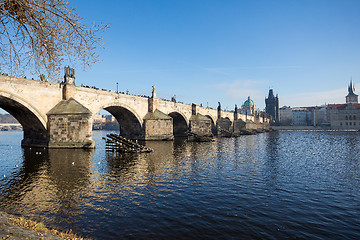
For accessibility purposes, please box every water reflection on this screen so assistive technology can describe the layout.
[47,149,93,225]
[0,148,50,210]
[264,132,280,187]
[0,148,94,225]
[0,131,359,239]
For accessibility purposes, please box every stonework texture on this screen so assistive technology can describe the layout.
[143,109,173,140]
[189,114,212,136]
[216,118,233,137]
[233,119,246,135]
[0,75,271,147]
[47,114,94,148]
[143,119,173,140]
[47,98,94,148]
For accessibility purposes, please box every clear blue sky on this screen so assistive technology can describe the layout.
[71,0,360,110]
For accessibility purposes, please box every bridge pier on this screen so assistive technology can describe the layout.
[21,129,49,148]
[232,119,246,136]
[142,86,174,140]
[143,109,174,140]
[216,118,232,137]
[215,102,232,137]
[47,98,94,149]
[188,104,213,139]
[0,73,272,148]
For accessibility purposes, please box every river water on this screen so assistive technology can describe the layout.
[0,130,359,239]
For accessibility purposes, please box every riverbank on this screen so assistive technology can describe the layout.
[271,125,331,131]
[0,123,22,131]
[0,211,88,240]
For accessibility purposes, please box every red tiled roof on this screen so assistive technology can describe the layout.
[328,103,360,110]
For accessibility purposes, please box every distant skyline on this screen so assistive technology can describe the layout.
[5,0,360,113]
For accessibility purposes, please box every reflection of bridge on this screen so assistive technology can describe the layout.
[0,72,269,148]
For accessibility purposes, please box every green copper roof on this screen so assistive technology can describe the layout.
[242,96,255,106]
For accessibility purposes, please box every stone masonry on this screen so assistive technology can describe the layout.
[0,73,270,148]
[47,98,94,148]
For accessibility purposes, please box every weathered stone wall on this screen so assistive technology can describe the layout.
[189,114,212,136]
[0,75,63,127]
[47,99,94,148]
[245,120,269,132]
[143,119,173,140]
[216,118,233,137]
[233,119,246,136]
[143,109,173,140]
[0,76,271,147]
[48,114,94,148]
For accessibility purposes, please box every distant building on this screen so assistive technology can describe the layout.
[265,89,279,125]
[292,107,311,126]
[92,114,119,130]
[279,106,293,125]
[279,105,328,126]
[327,80,360,130]
[307,106,328,126]
[241,96,256,115]
[346,80,358,103]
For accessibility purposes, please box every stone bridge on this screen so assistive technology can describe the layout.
[0,71,269,148]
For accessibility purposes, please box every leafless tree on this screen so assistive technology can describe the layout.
[0,0,109,80]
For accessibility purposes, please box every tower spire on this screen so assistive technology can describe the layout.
[346,78,358,103]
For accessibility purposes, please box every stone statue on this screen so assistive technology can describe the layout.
[64,66,75,84]
[152,85,157,98]
[64,66,75,78]
[217,102,222,119]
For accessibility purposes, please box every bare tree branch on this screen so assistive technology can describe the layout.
[0,0,109,81]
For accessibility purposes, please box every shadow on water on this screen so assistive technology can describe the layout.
[0,148,50,212]
[0,147,94,226]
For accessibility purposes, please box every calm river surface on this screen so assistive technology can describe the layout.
[0,131,359,239]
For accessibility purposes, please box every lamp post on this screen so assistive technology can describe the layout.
[116,82,118,93]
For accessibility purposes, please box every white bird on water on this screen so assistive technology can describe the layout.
[72,162,75,165]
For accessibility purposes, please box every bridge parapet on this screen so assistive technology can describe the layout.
[0,74,271,148]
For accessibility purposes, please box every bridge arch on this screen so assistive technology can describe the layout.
[94,103,143,139]
[205,115,217,135]
[0,90,48,146]
[169,112,188,137]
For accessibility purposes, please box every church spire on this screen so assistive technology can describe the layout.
[348,78,356,96]
[346,78,358,103]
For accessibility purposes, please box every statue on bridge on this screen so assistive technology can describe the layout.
[152,85,157,99]
[217,102,221,119]
[64,66,75,85]
[64,66,75,78]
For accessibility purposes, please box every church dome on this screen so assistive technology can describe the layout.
[242,96,255,106]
